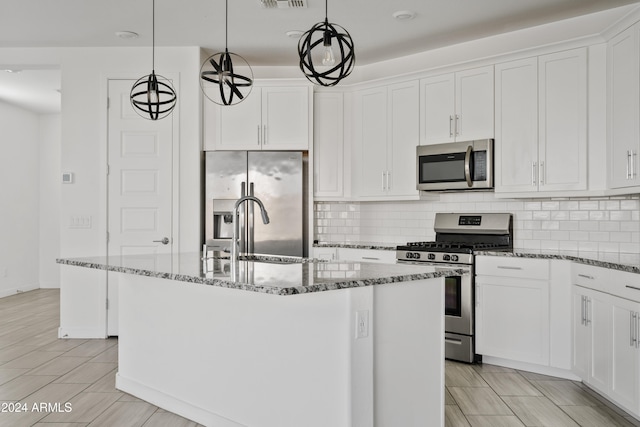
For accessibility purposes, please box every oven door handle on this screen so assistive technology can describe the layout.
[464,145,473,187]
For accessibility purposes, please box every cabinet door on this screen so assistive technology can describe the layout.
[494,58,538,193]
[313,92,344,198]
[610,296,640,414]
[538,48,587,191]
[420,74,455,144]
[455,66,494,141]
[609,25,640,189]
[572,288,590,380]
[476,275,549,365]
[262,87,309,150]
[354,87,388,197]
[217,92,262,150]
[387,81,419,197]
[588,288,611,394]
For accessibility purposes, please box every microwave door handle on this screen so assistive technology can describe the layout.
[464,145,473,187]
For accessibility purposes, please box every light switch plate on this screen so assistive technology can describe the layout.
[62,172,74,184]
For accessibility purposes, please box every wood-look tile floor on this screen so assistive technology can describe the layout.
[445,360,640,427]
[2,289,640,427]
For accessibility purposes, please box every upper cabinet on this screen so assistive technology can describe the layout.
[608,24,640,190]
[203,84,311,151]
[495,48,588,195]
[351,80,420,200]
[313,92,344,199]
[420,66,494,145]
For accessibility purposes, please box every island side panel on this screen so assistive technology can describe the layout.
[116,274,353,427]
[374,277,445,427]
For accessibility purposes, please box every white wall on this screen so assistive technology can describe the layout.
[0,101,40,297]
[39,114,61,288]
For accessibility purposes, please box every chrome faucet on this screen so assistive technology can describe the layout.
[231,195,270,262]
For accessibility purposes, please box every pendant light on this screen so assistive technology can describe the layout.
[298,0,355,87]
[200,0,253,106]
[130,0,177,120]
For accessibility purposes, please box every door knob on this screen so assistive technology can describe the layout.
[153,237,170,245]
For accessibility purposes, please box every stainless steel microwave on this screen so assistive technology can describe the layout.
[416,139,494,191]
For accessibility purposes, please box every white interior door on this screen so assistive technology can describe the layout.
[107,79,174,335]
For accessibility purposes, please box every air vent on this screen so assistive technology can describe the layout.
[259,0,307,8]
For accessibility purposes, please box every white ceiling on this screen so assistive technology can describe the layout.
[2,0,640,114]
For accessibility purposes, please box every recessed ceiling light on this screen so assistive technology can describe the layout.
[285,30,304,38]
[115,31,139,40]
[392,10,416,21]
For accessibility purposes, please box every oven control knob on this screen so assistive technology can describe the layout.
[442,254,451,261]
[427,253,436,260]
[451,255,459,262]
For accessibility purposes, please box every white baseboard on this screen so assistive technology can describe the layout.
[481,356,581,381]
[115,373,245,427]
[57,327,107,339]
[39,281,60,289]
[0,285,40,299]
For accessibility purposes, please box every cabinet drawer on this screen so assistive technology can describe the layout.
[338,248,396,264]
[476,256,549,280]
[573,263,640,302]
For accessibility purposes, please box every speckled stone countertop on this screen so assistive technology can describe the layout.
[313,242,397,251]
[57,252,465,296]
[476,249,640,275]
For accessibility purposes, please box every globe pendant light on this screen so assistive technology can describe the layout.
[130,0,177,120]
[200,0,253,106]
[298,0,355,87]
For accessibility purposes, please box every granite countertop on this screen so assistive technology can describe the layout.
[476,249,640,275]
[313,242,397,251]
[56,252,466,296]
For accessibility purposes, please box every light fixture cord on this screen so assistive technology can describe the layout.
[152,0,155,71]
[225,0,228,49]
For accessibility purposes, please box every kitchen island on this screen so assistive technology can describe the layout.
[57,253,464,427]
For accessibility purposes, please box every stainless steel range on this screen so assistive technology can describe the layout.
[396,212,513,363]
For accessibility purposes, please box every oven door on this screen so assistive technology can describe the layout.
[443,266,473,336]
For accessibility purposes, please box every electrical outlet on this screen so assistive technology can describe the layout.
[355,310,369,339]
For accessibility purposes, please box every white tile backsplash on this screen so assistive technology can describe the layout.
[314,192,640,255]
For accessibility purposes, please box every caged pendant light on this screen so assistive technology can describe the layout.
[200,0,253,106]
[298,0,355,87]
[130,0,177,120]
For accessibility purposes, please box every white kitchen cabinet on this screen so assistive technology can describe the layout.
[313,92,344,199]
[203,85,311,151]
[352,81,419,199]
[313,246,338,261]
[475,257,550,365]
[419,66,494,145]
[337,247,396,264]
[608,24,640,189]
[495,48,587,195]
[572,264,640,416]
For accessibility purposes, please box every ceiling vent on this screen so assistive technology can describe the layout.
[259,0,307,8]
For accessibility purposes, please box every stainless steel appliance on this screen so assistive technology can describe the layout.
[396,212,513,363]
[416,139,494,191]
[205,151,306,257]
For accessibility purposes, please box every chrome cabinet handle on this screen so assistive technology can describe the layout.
[627,150,632,179]
[633,151,637,180]
[153,237,170,245]
[585,297,591,325]
[631,312,636,347]
[578,274,595,280]
[626,285,640,292]
[263,125,267,145]
[581,295,586,326]
[540,161,545,185]
[257,125,261,145]
[464,145,473,187]
[382,171,385,190]
[636,312,640,348]
[455,114,460,136]
[386,171,391,190]
[532,162,537,186]
[497,265,522,270]
[449,115,454,137]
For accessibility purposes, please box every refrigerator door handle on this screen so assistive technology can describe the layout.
[248,182,255,254]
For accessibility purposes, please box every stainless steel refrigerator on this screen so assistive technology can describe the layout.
[204,151,306,257]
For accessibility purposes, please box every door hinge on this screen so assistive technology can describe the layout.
[107,97,110,109]
[106,299,109,310]
[106,164,110,175]
[106,231,110,243]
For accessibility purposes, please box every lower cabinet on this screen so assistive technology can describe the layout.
[475,257,550,365]
[572,263,640,417]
